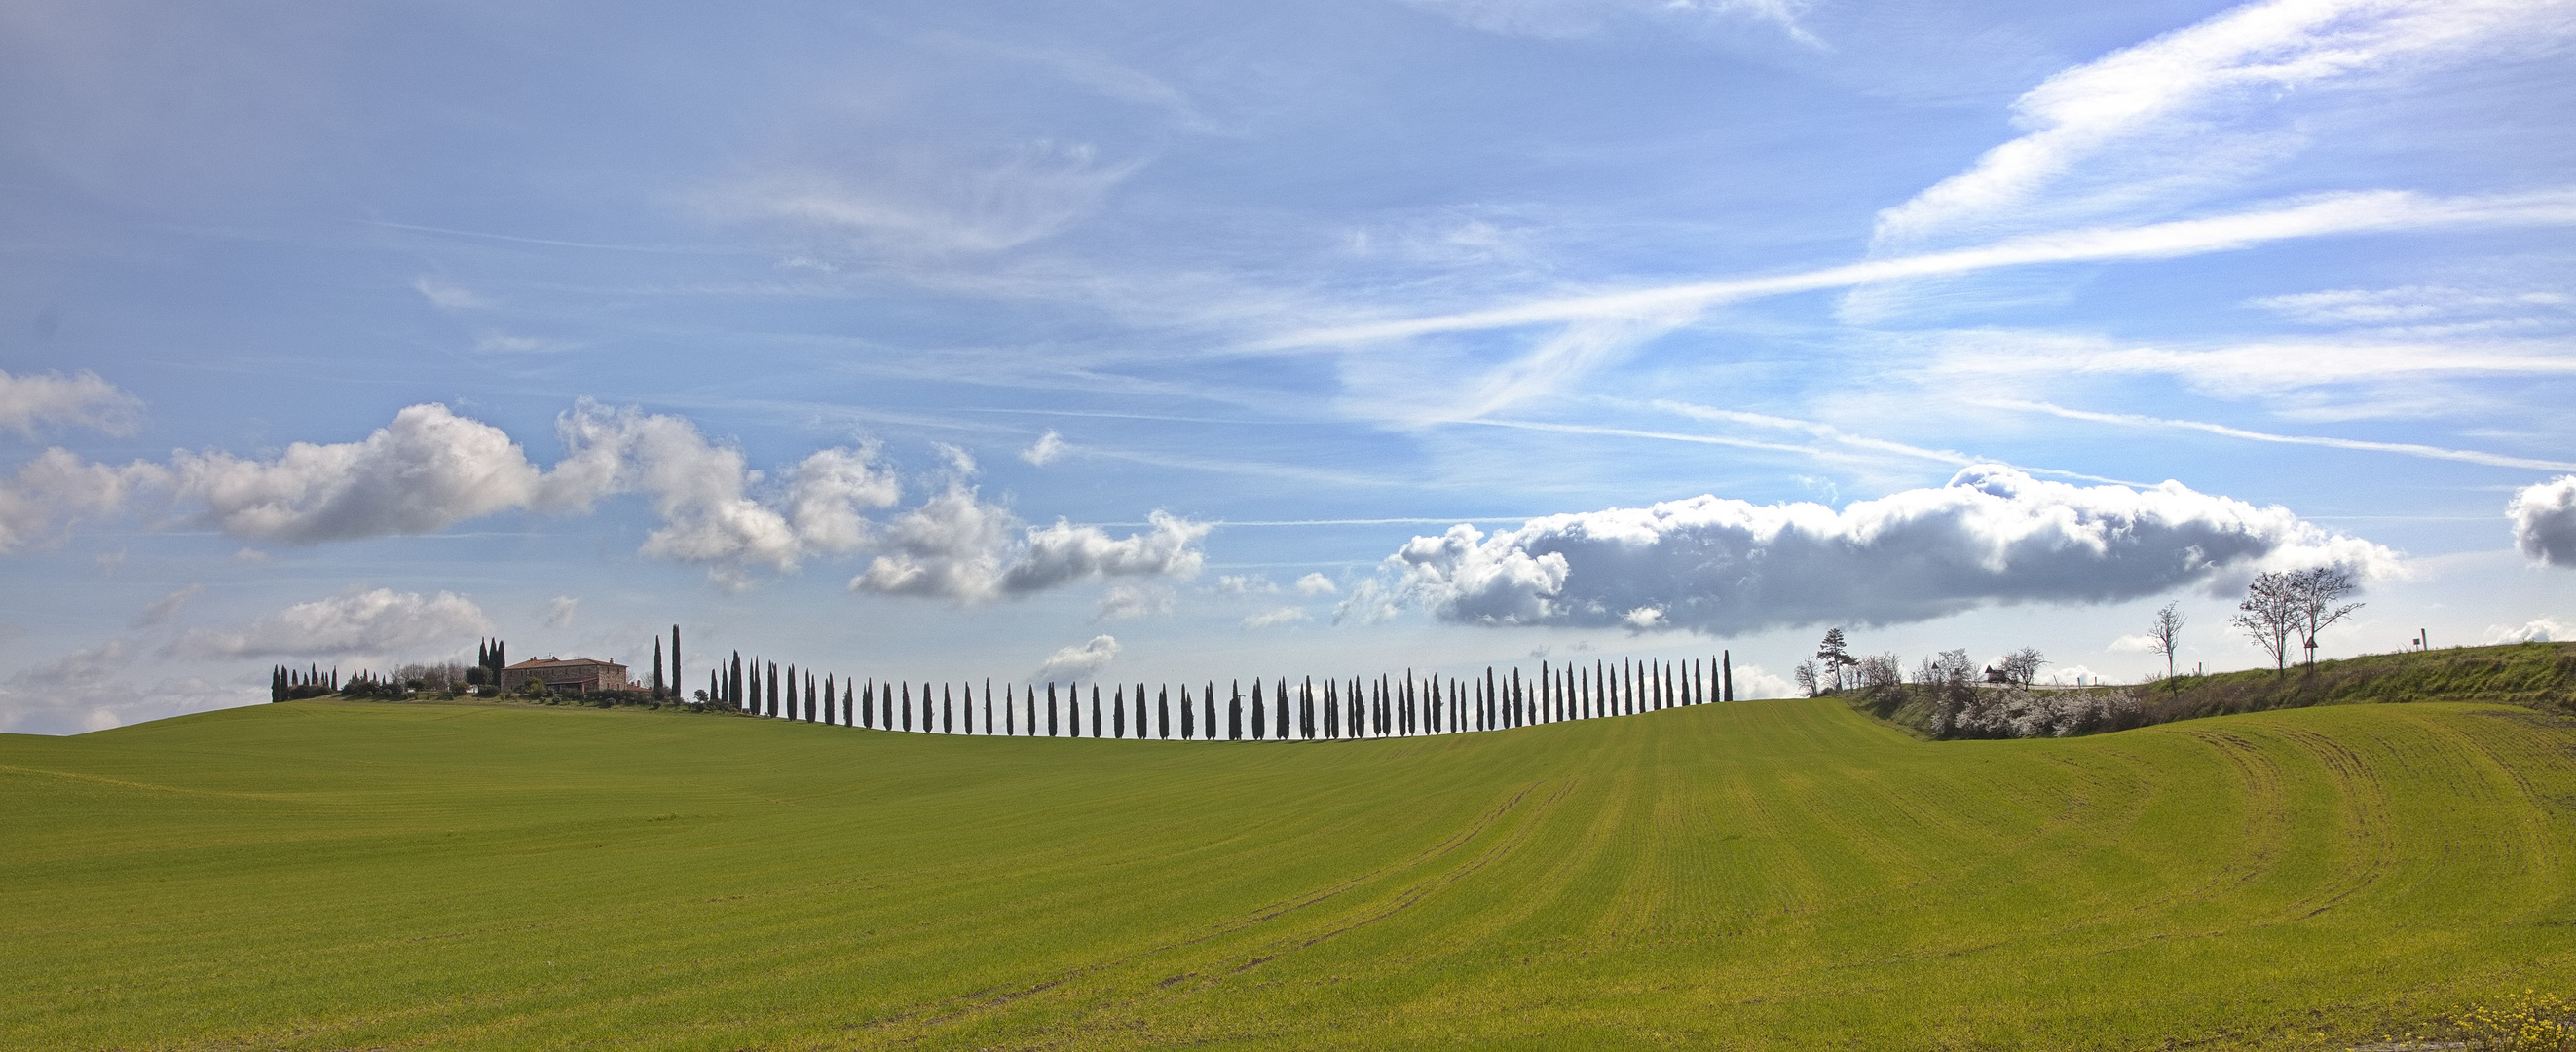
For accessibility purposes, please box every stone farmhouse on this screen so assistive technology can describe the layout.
[500,657,631,695]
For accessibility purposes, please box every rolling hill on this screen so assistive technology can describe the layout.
[4,687,2570,1049]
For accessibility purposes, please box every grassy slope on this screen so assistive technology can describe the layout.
[2142,641,2576,721]
[2,696,2570,1050]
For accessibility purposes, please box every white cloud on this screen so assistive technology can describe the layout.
[2510,475,2576,567]
[1726,661,1795,700]
[2486,617,2570,644]
[545,400,898,582]
[854,496,1210,603]
[542,595,579,629]
[1264,190,2576,349]
[1331,577,1403,626]
[1095,583,1175,620]
[177,587,492,659]
[1036,634,1120,679]
[1990,400,2576,473]
[134,583,204,627]
[1241,606,1311,630]
[2107,632,2162,654]
[0,368,141,438]
[173,403,542,545]
[1293,572,1338,596]
[2250,285,2571,328]
[1872,0,2574,245]
[0,645,257,735]
[0,448,168,553]
[1213,574,1279,595]
[1380,465,2400,635]
[1021,429,1068,466]
[736,139,1142,256]
[412,276,488,310]
[1931,331,2576,398]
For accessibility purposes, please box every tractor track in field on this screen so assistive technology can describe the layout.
[863,779,1564,1037]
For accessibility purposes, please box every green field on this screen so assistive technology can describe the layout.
[5,693,2571,1049]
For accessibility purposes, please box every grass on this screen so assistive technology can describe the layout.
[2141,640,2576,721]
[3,692,2571,1049]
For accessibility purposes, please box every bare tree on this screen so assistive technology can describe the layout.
[1792,659,1820,697]
[2288,566,2363,667]
[2147,601,2185,680]
[2229,571,2300,673]
[1999,647,2046,687]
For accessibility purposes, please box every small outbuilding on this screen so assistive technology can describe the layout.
[501,657,629,695]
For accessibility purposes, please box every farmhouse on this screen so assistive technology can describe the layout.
[500,657,630,695]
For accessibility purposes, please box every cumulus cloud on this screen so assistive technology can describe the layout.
[1036,634,1120,679]
[2510,475,2576,567]
[1021,429,1068,466]
[1095,583,1175,620]
[541,595,579,629]
[853,493,1209,603]
[1214,574,1278,595]
[544,400,899,582]
[1241,607,1311,630]
[1379,465,2399,635]
[2485,617,2568,644]
[173,403,542,544]
[177,587,493,659]
[0,368,142,438]
[2107,632,2163,654]
[134,583,204,627]
[0,448,168,553]
[1293,572,1338,596]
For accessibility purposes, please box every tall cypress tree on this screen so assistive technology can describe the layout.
[1113,685,1126,739]
[901,682,913,731]
[652,638,664,700]
[1178,684,1193,739]
[1203,684,1215,742]
[1227,681,1242,741]
[984,680,994,735]
[1004,684,1016,735]
[943,683,954,733]
[1250,680,1265,741]
[823,674,834,724]
[670,625,680,705]
[1091,685,1102,738]
[1046,683,1059,736]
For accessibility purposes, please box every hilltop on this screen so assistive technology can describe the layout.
[2,690,2570,1049]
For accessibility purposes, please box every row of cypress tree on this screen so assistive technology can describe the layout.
[695,651,1738,741]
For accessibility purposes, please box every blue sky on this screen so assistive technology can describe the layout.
[4,0,2572,733]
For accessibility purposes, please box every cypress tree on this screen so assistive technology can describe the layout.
[941,683,952,733]
[901,682,913,731]
[1004,684,1016,735]
[1251,679,1265,740]
[652,638,664,700]
[1047,683,1059,736]
[1723,651,1734,702]
[1027,685,1039,736]
[1091,685,1102,738]
[1156,685,1169,739]
[984,680,994,735]
[670,625,680,704]
[1179,684,1193,739]
[823,674,834,723]
[1203,684,1215,742]
[1113,685,1126,739]
[1228,681,1242,741]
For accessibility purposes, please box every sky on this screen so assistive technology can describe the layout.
[3,0,2573,734]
